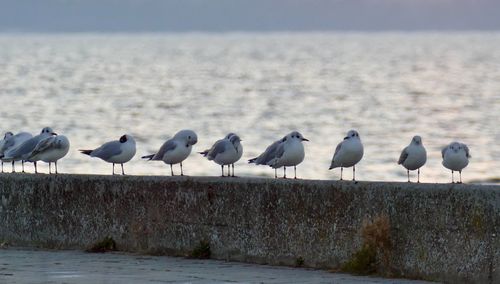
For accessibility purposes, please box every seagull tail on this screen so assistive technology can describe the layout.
[248,157,257,164]
[198,150,209,157]
[79,149,93,156]
[141,154,155,160]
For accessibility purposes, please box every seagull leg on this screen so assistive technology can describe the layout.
[340,167,343,180]
[283,167,287,179]
[121,163,125,175]
[112,163,115,175]
[221,165,225,177]
[352,166,356,181]
[170,164,174,176]
[34,162,37,174]
[49,162,52,174]
[417,169,420,183]
[55,161,58,174]
[1,161,3,173]
[459,170,462,184]
[180,162,184,176]
[11,161,15,173]
[294,166,297,179]
[227,165,230,176]
[407,170,410,183]
[22,161,25,173]
[451,170,454,183]
[274,168,277,179]
[231,164,235,177]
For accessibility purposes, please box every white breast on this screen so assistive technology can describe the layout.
[272,140,305,168]
[443,150,469,171]
[213,146,239,165]
[108,141,136,164]
[334,139,363,168]
[163,143,192,165]
[402,145,427,170]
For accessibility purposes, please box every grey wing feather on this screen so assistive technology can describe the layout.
[441,146,448,159]
[29,137,56,158]
[329,142,343,169]
[15,138,40,159]
[274,142,285,159]
[0,138,14,154]
[333,142,342,159]
[92,141,122,160]
[256,140,282,165]
[152,139,177,160]
[207,140,228,160]
[398,147,408,165]
[463,144,471,158]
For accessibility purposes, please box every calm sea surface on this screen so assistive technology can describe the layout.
[0,32,498,183]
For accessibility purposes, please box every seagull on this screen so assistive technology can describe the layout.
[200,134,242,177]
[442,142,470,183]
[142,130,198,176]
[224,133,243,177]
[27,135,70,174]
[329,130,364,181]
[3,127,55,173]
[267,131,308,179]
[80,134,136,175]
[0,132,13,173]
[398,136,427,183]
[0,131,33,172]
[249,135,287,178]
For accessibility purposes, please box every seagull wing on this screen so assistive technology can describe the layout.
[329,142,343,169]
[207,140,228,160]
[441,145,448,159]
[153,139,177,160]
[398,146,409,165]
[462,144,471,158]
[92,140,122,160]
[29,136,57,158]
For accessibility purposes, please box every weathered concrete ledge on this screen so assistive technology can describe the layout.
[0,174,498,283]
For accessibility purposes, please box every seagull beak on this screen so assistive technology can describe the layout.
[51,132,58,135]
[302,138,309,142]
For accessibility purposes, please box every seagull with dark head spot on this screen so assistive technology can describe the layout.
[200,133,242,177]
[142,130,198,176]
[0,131,32,173]
[250,131,308,179]
[398,135,427,183]
[28,135,70,174]
[329,130,364,181]
[442,141,470,184]
[80,134,136,175]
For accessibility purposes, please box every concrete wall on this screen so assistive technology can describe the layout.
[0,174,498,283]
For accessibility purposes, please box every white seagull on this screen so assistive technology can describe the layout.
[398,136,427,183]
[142,130,198,176]
[250,131,308,179]
[442,141,470,183]
[80,134,136,175]
[329,130,364,181]
[0,131,33,172]
[3,127,55,173]
[27,135,70,174]
[200,134,242,177]
[225,133,243,176]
